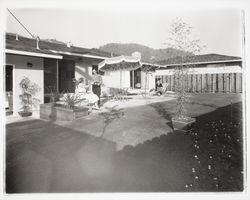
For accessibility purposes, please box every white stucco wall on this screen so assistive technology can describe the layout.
[102,70,130,88]
[6,54,44,117]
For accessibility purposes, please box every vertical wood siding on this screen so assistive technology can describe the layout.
[155,72,242,93]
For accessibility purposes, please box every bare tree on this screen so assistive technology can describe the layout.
[167,18,204,120]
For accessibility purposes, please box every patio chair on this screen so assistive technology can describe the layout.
[156,82,169,96]
[162,82,169,93]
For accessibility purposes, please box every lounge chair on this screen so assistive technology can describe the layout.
[155,82,169,96]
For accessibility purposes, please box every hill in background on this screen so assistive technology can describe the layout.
[98,43,192,63]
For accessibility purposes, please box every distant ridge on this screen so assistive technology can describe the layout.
[98,43,192,63]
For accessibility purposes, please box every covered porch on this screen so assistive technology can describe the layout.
[98,55,159,91]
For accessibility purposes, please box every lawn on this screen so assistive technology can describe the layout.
[5,93,243,192]
[150,93,244,191]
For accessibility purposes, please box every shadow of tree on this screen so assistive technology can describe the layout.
[98,105,125,137]
[149,103,174,129]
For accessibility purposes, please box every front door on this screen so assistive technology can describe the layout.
[6,65,13,92]
[134,68,141,88]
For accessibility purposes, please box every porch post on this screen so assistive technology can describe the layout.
[132,70,134,89]
[56,59,59,93]
[120,69,122,89]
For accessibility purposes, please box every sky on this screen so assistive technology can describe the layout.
[5,8,243,57]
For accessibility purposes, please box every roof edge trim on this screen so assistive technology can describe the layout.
[161,59,242,67]
[5,49,63,59]
[50,50,108,60]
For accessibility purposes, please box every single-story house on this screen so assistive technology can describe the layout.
[4,33,112,117]
[98,52,161,91]
[5,32,242,117]
[155,54,243,93]
[4,33,161,118]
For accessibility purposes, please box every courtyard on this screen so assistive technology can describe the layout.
[5,93,243,192]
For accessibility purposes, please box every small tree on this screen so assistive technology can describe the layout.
[167,18,204,120]
[19,77,41,113]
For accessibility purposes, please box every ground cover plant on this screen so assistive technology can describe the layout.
[185,102,243,191]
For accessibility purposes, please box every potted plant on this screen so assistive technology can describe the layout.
[171,65,196,131]
[41,78,89,121]
[18,77,41,117]
[40,92,89,121]
[55,93,89,121]
[167,18,204,131]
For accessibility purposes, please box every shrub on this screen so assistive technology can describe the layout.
[19,77,41,112]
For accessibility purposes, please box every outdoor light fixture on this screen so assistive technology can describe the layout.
[27,62,33,68]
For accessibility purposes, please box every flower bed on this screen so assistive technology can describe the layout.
[184,108,243,191]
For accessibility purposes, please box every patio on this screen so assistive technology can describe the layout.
[5,93,243,192]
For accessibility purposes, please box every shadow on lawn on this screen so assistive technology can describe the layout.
[149,103,174,129]
[98,105,125,138]
[6,118,194,193]
[6,120,117,193]
[5,101,243,193]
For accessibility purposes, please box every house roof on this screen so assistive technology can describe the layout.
[157,54,242,66]
[5,33,112,59]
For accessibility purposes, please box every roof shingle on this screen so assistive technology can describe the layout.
[157,54,242,66]
[5,33,111,58]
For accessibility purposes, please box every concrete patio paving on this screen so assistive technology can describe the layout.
[60,100,174,150]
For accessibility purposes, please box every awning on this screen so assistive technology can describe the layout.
[98,55,164,72]
[98,55,141,71]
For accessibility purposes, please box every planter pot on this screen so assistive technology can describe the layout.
[172,117,196,132]
[55,106,89,121]
[18,111,32,117]
[40,103,89,121]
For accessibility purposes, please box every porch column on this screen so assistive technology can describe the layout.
[56,59,59,93]
[120,69,122,89]
[132,70,135,89]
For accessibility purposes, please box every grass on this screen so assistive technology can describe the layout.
[186,102,243,191]
[150,93,244,191]
[6,93,243,192]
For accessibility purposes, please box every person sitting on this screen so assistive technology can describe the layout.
[84,87,100,111]
[75,78,100,111]
[155,79,163,95]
